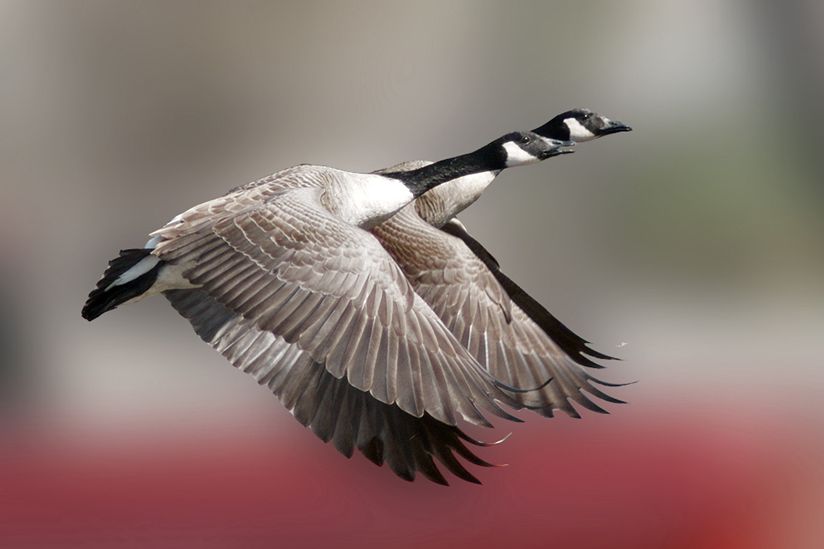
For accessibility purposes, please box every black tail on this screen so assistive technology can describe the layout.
[81,249,161,321]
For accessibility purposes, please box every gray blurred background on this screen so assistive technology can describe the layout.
[2,0,822,430]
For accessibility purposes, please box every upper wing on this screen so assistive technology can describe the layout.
[165,288,501,485]
[151,187,520,428]
[372,207,625,418]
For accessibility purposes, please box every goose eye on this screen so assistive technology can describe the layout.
[520,135,531,144]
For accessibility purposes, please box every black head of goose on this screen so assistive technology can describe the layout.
[532,108,632,142]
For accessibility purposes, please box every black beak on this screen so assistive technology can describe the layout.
[598,120,632,136]
[541,139,575,159]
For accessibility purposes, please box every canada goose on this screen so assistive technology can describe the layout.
[371,109,632,418]
[168,110,629,484]
[82,128,573,484]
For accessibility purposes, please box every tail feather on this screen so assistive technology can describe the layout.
[82,249,161,321]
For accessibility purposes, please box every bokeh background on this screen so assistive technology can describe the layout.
[2,1,823,547]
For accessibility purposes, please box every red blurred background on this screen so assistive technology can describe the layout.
[2,406,820,548]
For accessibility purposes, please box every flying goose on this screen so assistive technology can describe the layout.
[371,109,632,419]
[168,110,631,483]
[82,128,573,484]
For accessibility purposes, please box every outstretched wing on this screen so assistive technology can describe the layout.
[152,186,520,428]
[372,207,625,418]
[166,288,502,485]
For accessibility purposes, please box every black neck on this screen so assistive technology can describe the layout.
[381,140,506,197]
[532,116,569,141]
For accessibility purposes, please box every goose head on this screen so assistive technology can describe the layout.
[498,131,575,167]
[533,108,632,143]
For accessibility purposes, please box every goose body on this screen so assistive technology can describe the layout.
[82,127,573,484]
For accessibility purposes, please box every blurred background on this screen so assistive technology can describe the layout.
[2,1,823,547]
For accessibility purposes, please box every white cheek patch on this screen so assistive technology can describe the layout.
[503,141,539,167]
[564,118,596,142]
